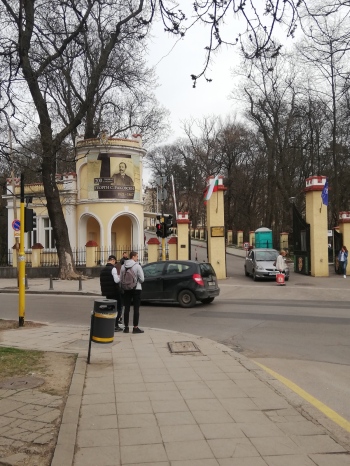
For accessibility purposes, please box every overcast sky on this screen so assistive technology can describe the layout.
[147,16,242,144]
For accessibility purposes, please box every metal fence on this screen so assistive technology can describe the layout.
[95,246,148,266]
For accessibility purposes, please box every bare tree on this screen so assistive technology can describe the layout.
[0,0,173,278]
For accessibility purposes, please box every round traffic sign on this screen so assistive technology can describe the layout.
[243,242,250,250]
[12,219,20,231]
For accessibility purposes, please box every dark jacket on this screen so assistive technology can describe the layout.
[100,263,119,298]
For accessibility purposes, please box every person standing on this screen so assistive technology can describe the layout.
[120,251,144,334]
[120,251,128,265]
[276,250,287,274]
[100,255,123,331]
[338,246,348,278]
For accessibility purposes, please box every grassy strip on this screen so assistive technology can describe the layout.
[0,347,44,379]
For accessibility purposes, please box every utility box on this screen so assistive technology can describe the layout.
[255,227,273,249]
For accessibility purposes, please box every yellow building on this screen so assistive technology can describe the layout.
[4,135,146,262]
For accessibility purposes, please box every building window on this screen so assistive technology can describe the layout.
[43,217,55,249]
[27,229,37,250]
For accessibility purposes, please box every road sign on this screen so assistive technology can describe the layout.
[155,176,167,187]
[14,231,20,237]
[157,188,167,202]
[243,242,250,250]
[12,219,20,231]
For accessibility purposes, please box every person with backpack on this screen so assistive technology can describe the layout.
[120,251,144,334]
[99,255,123,331]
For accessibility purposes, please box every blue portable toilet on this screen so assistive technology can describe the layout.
[255,227,273,249]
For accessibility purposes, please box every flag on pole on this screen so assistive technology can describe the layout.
[204,175,219,204]
[321,178,328,206]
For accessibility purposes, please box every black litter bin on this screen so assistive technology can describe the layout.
[91,299,117,344]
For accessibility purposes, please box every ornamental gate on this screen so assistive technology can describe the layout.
[292,204,311,275]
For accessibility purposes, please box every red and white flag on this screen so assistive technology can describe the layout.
[204,175,219,204]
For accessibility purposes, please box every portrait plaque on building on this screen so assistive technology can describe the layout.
[87,151,141,200]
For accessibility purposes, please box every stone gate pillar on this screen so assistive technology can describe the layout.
[206,176,226,279]
[338,212,350,249]
[176,212,190,260]
[305,176,329,277]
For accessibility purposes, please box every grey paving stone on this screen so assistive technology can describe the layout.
[78,414,118,431]
[74,445,120,466]
[263,454,317,466]
[180,388,216,400]
[114,382,147,393]
[277,421,325,436]
[238,423,285,438]
[151,399,189,413]
[119,426,162,446]
[252,396,290,410]
[80,402,116,418]
[0,399,25,416]
[171,460,219,466]
[145,381,177,391]
[200,423,246,440]
[160,424,205,443]
[164,439,214,461]
[291,434,346,453]
[218,458,268,465]
[121,442,167,464]
[148,390,183,401]
[221,397,260,411]
[250,436,301,456]
[186,398,225,412]
[19,420,48,432]
[142,373,173,383]
[191,410,234,425]
[167,368,202,382]
[208,438,261,458]
[115,391,149,402]
[117,413,158,429]
[33,433,54,444]
[77,428,119,447]
[155,411,197,426]
[117,401,153,415]
[230,411,271,424]
[82,392,115,405]
[309,453,350,465]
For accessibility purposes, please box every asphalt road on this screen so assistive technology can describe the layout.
[1,244,350,443]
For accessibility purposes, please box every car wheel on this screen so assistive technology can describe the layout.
[178,290,196,308]
[244,267,249,277]
[253,270,259,281]
[200,297,215,304]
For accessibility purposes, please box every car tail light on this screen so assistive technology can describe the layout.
[192,273,204,286]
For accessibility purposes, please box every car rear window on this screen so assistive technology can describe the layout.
[166,263,191,275]
[256,251,278,261]
[199,263,216,277]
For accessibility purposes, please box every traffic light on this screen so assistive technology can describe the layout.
[164,215,173,237]
[156,222,163,238]
[24,208,35,232]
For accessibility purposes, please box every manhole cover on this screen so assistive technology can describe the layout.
[0,376,45,390]
[168,341,200,354]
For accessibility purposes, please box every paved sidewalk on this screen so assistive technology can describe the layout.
[0,323,350,465]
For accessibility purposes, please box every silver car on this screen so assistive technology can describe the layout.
[244,248,290,281]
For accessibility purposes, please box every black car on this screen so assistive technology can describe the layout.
[141,260,220,308]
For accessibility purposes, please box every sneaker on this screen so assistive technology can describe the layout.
[123,327,129,333]
[132,327,144,334]
[114,326,123,332]
[344,275,346,278]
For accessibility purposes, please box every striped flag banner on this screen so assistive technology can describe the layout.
[204,175,219,203]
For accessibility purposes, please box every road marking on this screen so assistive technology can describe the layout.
[254,361,350,433]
